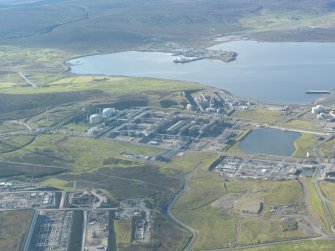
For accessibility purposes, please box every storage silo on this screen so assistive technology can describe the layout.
[89,114,102,124]
[102,108,115,118]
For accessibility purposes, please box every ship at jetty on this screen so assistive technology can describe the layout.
[306,90,331,94]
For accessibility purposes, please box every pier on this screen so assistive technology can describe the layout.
[306,90,331,94]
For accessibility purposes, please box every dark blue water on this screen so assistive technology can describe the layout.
[0,0,63,7]
[239,128,300,156]
[67,41,335,104]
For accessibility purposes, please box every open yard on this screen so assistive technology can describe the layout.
[0,210,33,251]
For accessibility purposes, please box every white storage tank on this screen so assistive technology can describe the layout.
[89,114,102,124]
[102,108,115,118]
[311,105,325,114]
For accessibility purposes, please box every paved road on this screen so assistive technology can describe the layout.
[23,122,33,131]
[59,191,66,209]
[313,137,335,237]
[81,210,88,251]
[240,118,332,135]
[18,72,37,88]
[203,236,323,251]
[0,207,118,212]
[270,125,329,136]
[22,210,39,251]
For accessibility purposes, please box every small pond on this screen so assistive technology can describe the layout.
[239,128,300,157]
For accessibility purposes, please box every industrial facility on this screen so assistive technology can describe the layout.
[28,211,73,251]
[214,156,316,180]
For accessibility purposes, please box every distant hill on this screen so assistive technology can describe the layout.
[1,0,335,52]
[0,0,42,5]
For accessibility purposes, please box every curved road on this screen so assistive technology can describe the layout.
[167,164,201,251]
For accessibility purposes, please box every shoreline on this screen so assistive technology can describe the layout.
[63,38,333,107]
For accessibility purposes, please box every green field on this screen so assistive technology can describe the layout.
[0,135,160,171]
[240,10,335,32]
[27,105,83,128]
[0,46,69,73]
[231,108,283,124]
[0,122,26,133]
[0,135,35,153]
[176,206,238,250]
[114,219,132,246]
[0,133,218,175]
[164,151,219,173]
[239,216,309,245]
[0,72,203,121]
[285,119,316,130]
[41,177,72,190]
[173,175,309,250]
[320,181,335,202]
[0,75,201,96]
[305,177,331,235]
[320,139,335,158]
[173,174,244,249]
[292,133,316,158]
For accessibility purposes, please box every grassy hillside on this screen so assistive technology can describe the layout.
[173,176,318,250]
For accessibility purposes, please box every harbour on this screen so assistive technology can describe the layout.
[67,41,335,104]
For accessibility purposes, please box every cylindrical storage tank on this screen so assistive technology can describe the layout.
[102,108,115,118]
[39,210,47,216]
[90,114,102,124]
